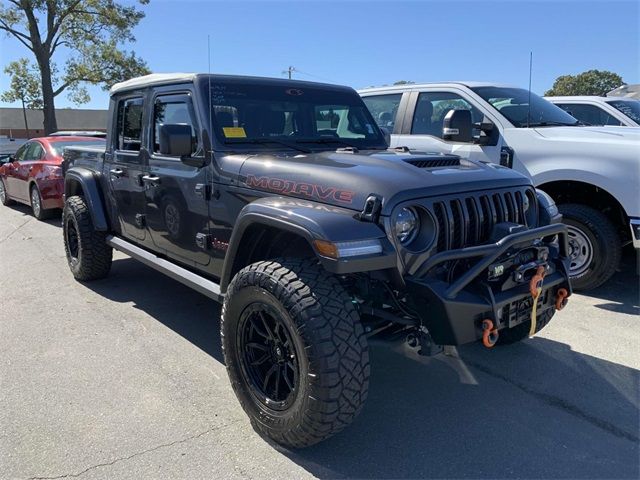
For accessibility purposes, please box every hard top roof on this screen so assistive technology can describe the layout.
[110,73,352,95]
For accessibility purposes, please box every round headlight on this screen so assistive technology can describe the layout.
[394,207,419,244]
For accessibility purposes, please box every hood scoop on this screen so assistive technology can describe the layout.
[404,153,461,168]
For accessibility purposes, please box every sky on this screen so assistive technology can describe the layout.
[0,0,638,110]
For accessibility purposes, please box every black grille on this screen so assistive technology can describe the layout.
[405,157,460,168]
[430,188,535,251]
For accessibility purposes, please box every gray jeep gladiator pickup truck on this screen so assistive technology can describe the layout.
[62,73,572,447]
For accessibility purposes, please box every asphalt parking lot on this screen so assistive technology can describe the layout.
[0,203,638,480]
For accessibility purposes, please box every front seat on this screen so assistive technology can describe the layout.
[412,99,434,135]
[260,110,285,136]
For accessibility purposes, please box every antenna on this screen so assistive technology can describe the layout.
[282,66,296,79]
[208,35,213,156]
[526,51,533,128]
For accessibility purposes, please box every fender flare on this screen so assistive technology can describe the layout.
[219,196,396,292]
[64,167,109,231]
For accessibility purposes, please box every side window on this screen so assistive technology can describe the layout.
[411,92,482,139]
[362,94,403,130]
[153,95,199,155]
[557,103,622,126]
[24,142,44,161]
[116,97,144,151]
[13,143,29,161]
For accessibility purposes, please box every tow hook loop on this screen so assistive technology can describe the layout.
[555,288,569,311]
[528,266,546,337]
[482,319,499,348]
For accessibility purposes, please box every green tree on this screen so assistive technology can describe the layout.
[1,58,43,137]
[393,80,415,85]
[545,70,625,96]
[0,0,151,134]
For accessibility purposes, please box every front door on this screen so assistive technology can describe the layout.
[144,90,211,267]
[5,142,29,200]
[107,95,148,242]
[394,90,504,163]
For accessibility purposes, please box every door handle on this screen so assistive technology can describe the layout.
[29,166,33,172]
[141,174,161,185]
[109,168,125,178]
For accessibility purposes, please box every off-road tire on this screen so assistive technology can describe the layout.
[559,203,620,291]
[0,178,14,206]
[30,184,54,220]
[497,308,555,345]
[63,195,112,281]
[221,258,370,448]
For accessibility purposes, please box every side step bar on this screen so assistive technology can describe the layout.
[106,235,223,302]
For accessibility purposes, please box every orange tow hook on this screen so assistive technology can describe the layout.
[555,288,569,311]
[482,319,499,348]
[529,266,546,298]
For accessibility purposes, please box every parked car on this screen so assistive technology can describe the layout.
[0,136,105,219]
[545,96,640,127]
[62,73,571,447]
[360,83,640,290]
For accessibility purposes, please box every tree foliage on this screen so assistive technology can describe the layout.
[545,70,625,96]
[0,0,151,133]
[1,58,42,108]
[393,80,415,85]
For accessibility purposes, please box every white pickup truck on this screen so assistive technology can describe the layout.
[545,96,640,127]
[360,82,640,290]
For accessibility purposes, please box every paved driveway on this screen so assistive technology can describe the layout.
[1,203,638,479]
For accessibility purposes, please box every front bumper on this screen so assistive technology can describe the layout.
[405,223,572,346]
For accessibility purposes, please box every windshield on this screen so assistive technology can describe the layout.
[606,99,640,124]
[471,86,579,127]
[50,139,105,155]
[205,82,387,151]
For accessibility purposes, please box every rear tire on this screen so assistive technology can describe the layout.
[63,195,112,281]
[559,203,620,291]
[0,178,13,206]
[30,184,53,220]
[221,258,370,448]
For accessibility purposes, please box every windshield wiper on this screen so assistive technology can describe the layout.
[224,138,311,153]
[296,138,384,150]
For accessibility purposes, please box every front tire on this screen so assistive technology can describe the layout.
[559,204,621,291]
[63,195,112,281]
[221,258,370,448]
[0,178,14,206]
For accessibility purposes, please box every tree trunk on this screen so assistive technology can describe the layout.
[21,98,30,138]
[35,52,58,134]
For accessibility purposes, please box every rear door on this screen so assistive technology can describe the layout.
[107,95,148,242]
[14,141,45,201]
[144,88,211,267]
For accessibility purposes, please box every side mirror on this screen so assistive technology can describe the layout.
[442,109,473,142]
[159,124,193,157]
[475,115,497,146]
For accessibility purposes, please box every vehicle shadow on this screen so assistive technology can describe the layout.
[280,340,639,479]
[581,247,639,316]
[83,258,639,479]
[4,202,62,227]
[83,257,223,362]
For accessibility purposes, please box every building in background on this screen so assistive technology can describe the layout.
[0,107,108,139]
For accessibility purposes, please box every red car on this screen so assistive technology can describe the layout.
[0,136,105,220]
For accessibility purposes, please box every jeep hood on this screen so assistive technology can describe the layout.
[236,150,531,215]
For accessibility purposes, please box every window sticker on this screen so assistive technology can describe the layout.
[223,126,247,138]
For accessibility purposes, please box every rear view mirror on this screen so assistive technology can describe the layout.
[159,124,193,157]
[442,109,473,142]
